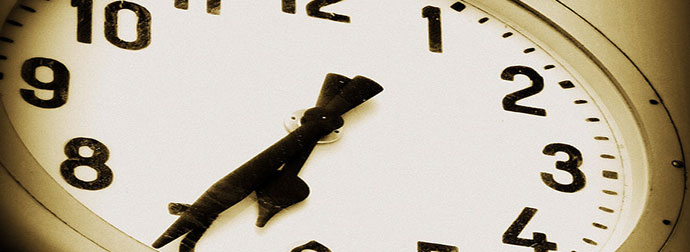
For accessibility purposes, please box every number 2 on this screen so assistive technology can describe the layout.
[500,66,546,117]
[306,0,350,23]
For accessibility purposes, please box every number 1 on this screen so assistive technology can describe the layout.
[422,6,442,53]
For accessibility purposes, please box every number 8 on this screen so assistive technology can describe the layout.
[60,137,113,190]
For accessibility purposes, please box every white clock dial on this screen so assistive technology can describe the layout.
[0,0,684,251]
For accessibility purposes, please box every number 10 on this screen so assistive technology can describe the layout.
[71,0,152,50]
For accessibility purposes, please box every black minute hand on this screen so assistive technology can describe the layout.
[151,74,383,251]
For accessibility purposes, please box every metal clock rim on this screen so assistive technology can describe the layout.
[0,0,685,251]
[0,106,152,251]
[464,0,686,251]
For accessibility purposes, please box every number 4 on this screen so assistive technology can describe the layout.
[502,207,557,252]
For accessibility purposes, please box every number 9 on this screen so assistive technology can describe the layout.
[20,57,70,109]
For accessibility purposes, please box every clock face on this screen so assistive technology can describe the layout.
[0,0,684,251]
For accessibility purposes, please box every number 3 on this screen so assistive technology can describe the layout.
[541,143,585,193]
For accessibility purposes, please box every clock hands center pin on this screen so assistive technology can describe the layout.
[152,73,383,251]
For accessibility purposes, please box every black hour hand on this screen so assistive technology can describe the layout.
[254,74,349,227]
[255,168,311,227]
[254,73,383,227]
[152,73,383,252]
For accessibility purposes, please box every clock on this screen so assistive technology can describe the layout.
[0,0,687,251]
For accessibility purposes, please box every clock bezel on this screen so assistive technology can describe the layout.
[0,0,685,251]
[481,1,685,251]
[466,0,685,250]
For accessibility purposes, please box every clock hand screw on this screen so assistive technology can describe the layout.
[300,106,344,135]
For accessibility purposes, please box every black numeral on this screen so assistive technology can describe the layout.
[306,0,350,23]
[418,241,458,252]
[541,143,585,193]
[72,1,152,50]
[105,1,152,50]
[282,0,297,14]
[174,0,221,15]
[503,207,557,252]
[500,66,546,116]
[174,0,189,9]
[422,6,442,53]
[71,0,93,43]
[291,240,331,252]
[20,57,70,109]
[60,138,113,190]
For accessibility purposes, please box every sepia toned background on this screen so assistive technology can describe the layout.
[0,0,688,251]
